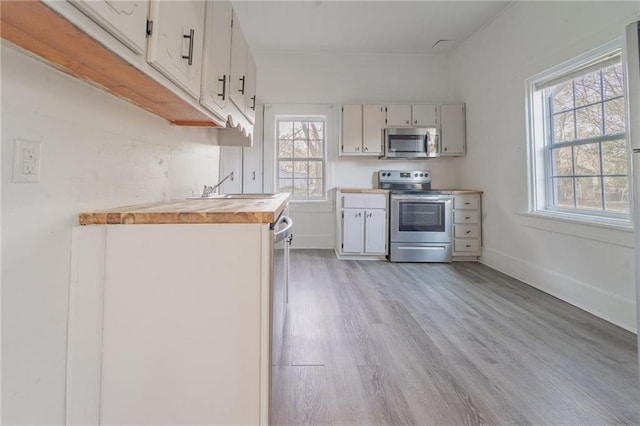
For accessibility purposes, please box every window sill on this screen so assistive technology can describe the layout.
[518,211,634,248]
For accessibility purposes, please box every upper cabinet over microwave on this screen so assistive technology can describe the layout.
[386,104,438,127]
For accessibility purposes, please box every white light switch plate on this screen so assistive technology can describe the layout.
[13,139,42,183]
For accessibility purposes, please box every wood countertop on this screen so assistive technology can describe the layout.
[79,194,290,225]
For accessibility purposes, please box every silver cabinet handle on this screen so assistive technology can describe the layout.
[218,75,226,100]
[252,171,256,180]
[182,29,194,65]
[239,76,246,95]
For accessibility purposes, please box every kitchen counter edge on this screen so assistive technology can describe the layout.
[79,194,290,225]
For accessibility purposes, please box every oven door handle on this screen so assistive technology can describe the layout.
[392,195,451,202]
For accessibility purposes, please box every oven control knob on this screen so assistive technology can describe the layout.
[419,173,424,177]
[414,173,418,177]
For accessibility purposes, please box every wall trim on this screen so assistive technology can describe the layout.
[480,247,637,333]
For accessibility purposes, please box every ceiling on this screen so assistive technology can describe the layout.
[231,1,512,55]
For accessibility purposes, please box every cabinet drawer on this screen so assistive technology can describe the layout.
[453,210,479,224]
[454,195,479,210]
[454,225,480,239]
[343,194,386,209]
[454,239,480,252]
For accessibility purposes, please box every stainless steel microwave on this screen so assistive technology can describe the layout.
[383,127,439,159]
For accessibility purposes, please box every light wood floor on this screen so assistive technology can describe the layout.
[271,250,640,425]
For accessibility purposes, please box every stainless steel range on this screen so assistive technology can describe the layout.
[378,170,452,262]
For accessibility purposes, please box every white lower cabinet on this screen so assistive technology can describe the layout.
[336,191,388,258]
[67,224,272,425]
[452,193,482,259]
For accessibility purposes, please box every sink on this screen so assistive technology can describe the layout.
[187,193,280,200]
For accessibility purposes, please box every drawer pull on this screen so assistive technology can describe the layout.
[466,230,471,234]
[465,202,471,205]
[466,244,472,248]
[465,216,471,220]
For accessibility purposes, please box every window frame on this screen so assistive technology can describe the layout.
[275,115,327,201]
[526,38,631,226]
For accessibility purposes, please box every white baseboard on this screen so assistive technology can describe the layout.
[480,247,637,333]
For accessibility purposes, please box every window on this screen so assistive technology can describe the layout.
[277,118,325,200]
[527,43,630,223]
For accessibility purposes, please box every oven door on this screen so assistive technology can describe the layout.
[390,194,452,243]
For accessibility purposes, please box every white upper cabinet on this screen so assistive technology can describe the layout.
[146,0,204,99]
[200,0,232,113]
[440,104,466,156]
[362,105,384,154]
[385,104,412,126]
[244,52,257,124]
[229,10,248,114]
[411,104,438,127]
[341,104,384,156]
[341,105,363,154]
[386,104,438,127]
[69,0,149,55]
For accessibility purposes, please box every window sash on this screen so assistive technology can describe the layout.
[276,118,326,200]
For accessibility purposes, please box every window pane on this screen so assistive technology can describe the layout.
[552,177,574,208]
[293,140,309,158]
[308,160,324,179]
[293,121,307,139]
[308,179,324,197]
[293,179,308,197]
[574,72,602,107]
[575,177,602,210]
[552,111,575,143]
[602,139,628,175]
[309,140,323,158]
[603,64,624,99]
[279,179,293,194]
[551,81,574,112]
[308,121,324,139]
[292,160,308,176]
[551,146,573,176]
[604,98,625,135]
[576,104,603,139]
[604,176,629,213]
[574,143,601,175]
[278,122,293,139]
[279,161,294,180]
[279,139,293,158]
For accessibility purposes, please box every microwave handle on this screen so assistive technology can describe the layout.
[424,131,430,154]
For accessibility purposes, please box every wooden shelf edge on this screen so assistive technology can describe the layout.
[0,0,219,127]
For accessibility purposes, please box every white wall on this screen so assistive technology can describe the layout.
[1,45,221,424]
[255,51,459,248]
[451,2,640,332]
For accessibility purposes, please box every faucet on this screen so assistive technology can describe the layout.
[202,172,234,197]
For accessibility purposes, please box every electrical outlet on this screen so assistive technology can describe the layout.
[13,139,41,183]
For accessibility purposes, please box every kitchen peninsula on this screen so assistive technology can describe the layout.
[67,195,289,425]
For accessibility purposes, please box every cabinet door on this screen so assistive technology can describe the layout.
[146,0,204,99]
[69,0,149,55]
[200,0,232,112]
[341,105,363,154]
[412,104,438,127]
[243,105,263,193]
[220,146,243,194]
[244,52,257,124]
[342,209,364,253]
[440,104,466,156]
[229,10,248,113]
[362,104,384,155]
[386,104,412,127]
[364,209,386,254]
